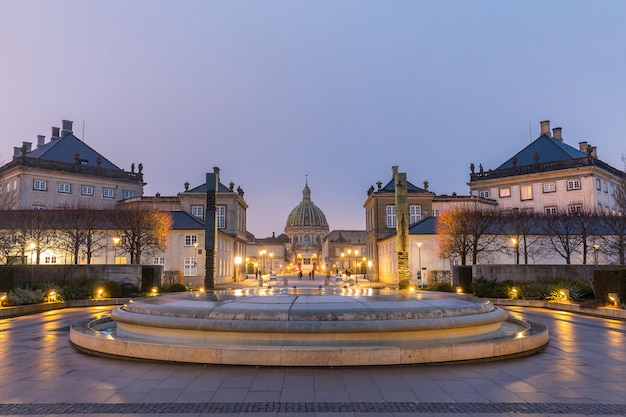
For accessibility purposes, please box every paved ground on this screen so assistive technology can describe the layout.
[1,275,625,416]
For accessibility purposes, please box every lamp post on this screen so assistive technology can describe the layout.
[593,243,600,265]
[347,249,352,279]
[270,252,274,273]
[511,238,519,264]
[29,242,35,280]
[362,256,366,279]
[259,249,266,275]
[340,252,345,274]
[416,242,422,288]
[234,256,242,282]
[245,257,249,278]
[112,236,121,264]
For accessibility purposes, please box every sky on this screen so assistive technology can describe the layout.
[2,0,626,238]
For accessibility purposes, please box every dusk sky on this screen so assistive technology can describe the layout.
[2,1,626,238]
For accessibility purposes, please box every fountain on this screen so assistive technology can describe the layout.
[70,287,548,366]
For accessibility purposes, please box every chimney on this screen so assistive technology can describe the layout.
[591,146,598,159]
[540,120,550,136]
[13,147,22,158]
[22,141,32,153]
[213,166,220,181]
[61,120,73,137]
[391,165,398,178]
[552,127,563,142]
[579,141,589,153]
[37,135,45,148]
[51,126,60,141]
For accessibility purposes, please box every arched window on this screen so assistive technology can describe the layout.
[304,235,310,246]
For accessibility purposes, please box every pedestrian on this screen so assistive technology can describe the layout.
[298,270,303,280]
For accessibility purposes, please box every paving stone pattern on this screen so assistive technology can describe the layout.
[1,303,626,416]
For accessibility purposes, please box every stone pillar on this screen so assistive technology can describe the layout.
[204,169,219,291]
[395,171,410,289]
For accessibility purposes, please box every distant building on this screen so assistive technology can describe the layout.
[283,181,329,273]
[468,120,625,215]
[321,230,366,275]
[0,119,144,209]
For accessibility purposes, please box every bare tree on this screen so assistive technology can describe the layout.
[539,211,582,265]
[108,207,172,264]
[12,210,59,264]
[55,208,109,264]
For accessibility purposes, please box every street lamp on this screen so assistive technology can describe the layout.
[511,238,519,265]
[416,242,422,288]
[362,256,366,279]
[259,249,266,275]
[112,236,121,264]
[593,243,600,265]
[234,256,242,282]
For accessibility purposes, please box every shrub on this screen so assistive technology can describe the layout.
[94,280,122,298]
[62,277,97,300]
[471,278,513,298]
[7,287,44,305]
[167,283,188,292]
[427,282,454,292]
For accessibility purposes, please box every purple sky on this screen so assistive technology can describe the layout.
[2,1,626,238]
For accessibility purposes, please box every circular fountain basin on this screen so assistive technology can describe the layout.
[70,288,548,366]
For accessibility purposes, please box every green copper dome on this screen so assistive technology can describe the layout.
[286,183,329,228]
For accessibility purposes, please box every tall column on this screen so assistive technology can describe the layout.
[204,168,219,291]
[395,171,410,289]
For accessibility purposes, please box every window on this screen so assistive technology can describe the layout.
[184,257,197,276]
[334,248,339,256]
[58,183,71,194]
[611,184,616,196]
[499,187,511,198]
[598,202,603,213]
[184,234,198,247]
[409,205,422,224]
[432,209,440,217]
[103,188,114,198]
[33,180,47,191]
[520,185,533,200]
[44,256,57,264]
[32,204,46,210]
[122,190,135,199]
[191,205,204,219]
[217,205,226,229]
[543,183,556,193]
[603,182,608,193]
[81,185,94,196]
[386,205,396,228]
[153,257,166,265]
[545,206,558,215]
[569,204,583,213]
[596,178,602,190]
[567,180,581,190]
[479,190,490,198]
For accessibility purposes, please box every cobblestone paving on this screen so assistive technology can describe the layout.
[1,401,625,414]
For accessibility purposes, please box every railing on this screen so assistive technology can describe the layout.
[470,157,625,182]
[0,156,143,182]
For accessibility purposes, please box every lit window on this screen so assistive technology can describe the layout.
[81,185,94,196]
[409,205,422,224]
[191,205,204,219]
[33,180,47,191]
[103,188,114,198]
[520,185,533,200]
[479,190,490,198]
[567,180,581,190]
[217,205,226,229]
[543,183,556,193]
[58,183,71,194]
[386,205,396,228]
[185,234,198,247]
[499,187,511,198]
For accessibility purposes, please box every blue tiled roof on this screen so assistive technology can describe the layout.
[26,134,121,170]
[170,211,205,230]
[187,182,232,193]
[496,135,587,170]
[380,179,425,192]
[408,217,436,234]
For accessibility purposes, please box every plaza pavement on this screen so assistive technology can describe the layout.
[0,274,625,416]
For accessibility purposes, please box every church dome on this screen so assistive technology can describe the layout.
[286,183,329,228]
